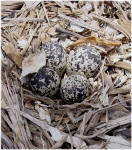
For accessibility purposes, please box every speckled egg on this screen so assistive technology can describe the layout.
[66,45,101,77]
[30,67,60,97]
[60,75,90,104]
[41,41,67,76]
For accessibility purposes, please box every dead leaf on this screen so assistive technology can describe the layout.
[2,43,23,68]
[21,51,46,77]
[67,36,121,50]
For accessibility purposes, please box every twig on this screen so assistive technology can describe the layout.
[59,13,98,32]
[56,27,83,38]
[1,131,14,149]
[20,110,87,148]
[76,113,131,139]
[41,1,50,25]
[51,135,68,149]
[2,17,44,22]
[20,23,40,55]
[108,84,131,95]
[112,2,129,21]
[92,13,130,39]
[66,123,73,149]
[77,110,93,135]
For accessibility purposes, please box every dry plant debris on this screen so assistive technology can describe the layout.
[1,1,131,149]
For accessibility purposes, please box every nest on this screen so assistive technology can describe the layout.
[1,1,131,149]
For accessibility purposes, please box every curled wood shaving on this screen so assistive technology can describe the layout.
[67,36,121,51]
[2,43,23,68]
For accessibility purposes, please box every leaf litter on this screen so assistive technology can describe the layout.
[1,1,131,149]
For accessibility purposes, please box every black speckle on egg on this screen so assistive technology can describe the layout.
[60,75,90,104]
[41,41,67,76]
[66,45,101,77]
[30,67,60,97]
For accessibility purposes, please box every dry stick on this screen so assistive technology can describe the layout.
[112,1,129,21]
[84,112,101,135]
[92,13,130,39]
[42,129,55,146]
[59,13,98,32]
[76,113,131,139]
[2,83,34,148]
[56,27,84,38]
[3,17,44,22]
[94,99,131,115]
[20,111,86,148]
[66,123,73,149]
[94,56,106,81]
[91,44,107,54]
[20,23,40,55]
[108,84,131,95]
[51,135,68,149]
[1,131,14,149]
[77,110,93,135]
[41,1,50,26]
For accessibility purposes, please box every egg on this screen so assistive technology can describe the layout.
[60,75,90,104]
[41,41,67,76]
[66,45,101,77]
[30,67,60,97]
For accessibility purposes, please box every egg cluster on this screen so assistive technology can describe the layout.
[30,41,101,104]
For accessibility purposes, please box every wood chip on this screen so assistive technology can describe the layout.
[92,13,130,39]
[76,113,131,139]
[59,13,98,32]
[2,42,23,68]
[20,23,40,55]
[41,2,50,25]
[108,84,131,95]
[113,61,131,72]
